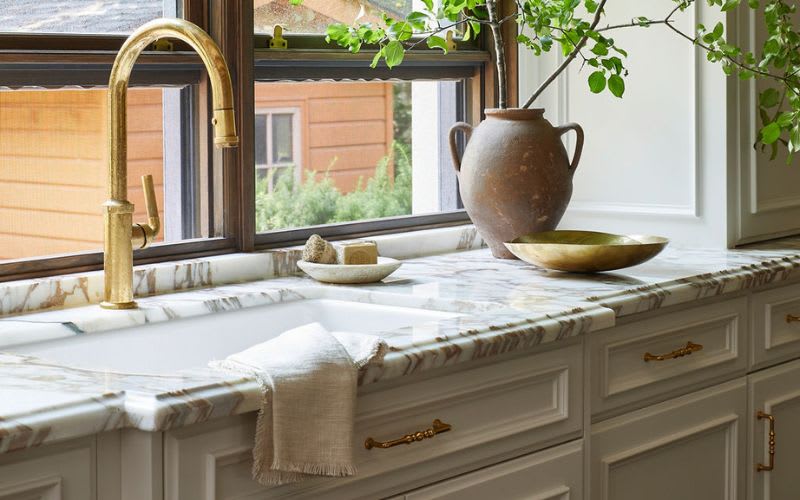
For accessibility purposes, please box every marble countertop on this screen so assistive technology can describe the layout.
[2,225,800,454]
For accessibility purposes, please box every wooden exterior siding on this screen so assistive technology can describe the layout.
[254,81,394,192]
[0,88,164,260]
[0,82,392,260]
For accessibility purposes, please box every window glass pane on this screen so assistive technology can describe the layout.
[272,113,294,164]
[0,87,206,263]
[0,0,172,34]
[255,114,268,166]
[254,0,412,35]
[254,79,463,233]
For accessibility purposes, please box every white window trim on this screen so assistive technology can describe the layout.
[255,107,302,191]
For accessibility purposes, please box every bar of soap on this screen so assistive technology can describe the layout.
[335,241,378,265]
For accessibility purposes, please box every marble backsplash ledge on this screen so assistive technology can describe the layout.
[0,224,484,318]
[0,253,273,319]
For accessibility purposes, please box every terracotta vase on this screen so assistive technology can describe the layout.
[449,108,584,259]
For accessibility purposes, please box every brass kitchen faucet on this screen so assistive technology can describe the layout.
[102,18,238,309]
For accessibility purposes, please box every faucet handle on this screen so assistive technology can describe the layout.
[133,174,161,249]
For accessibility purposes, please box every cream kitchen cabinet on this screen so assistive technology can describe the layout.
[748,358,800,500]
[0,435,111,500]
[5,287,800,500]
[590,379,748,500]
[161,343,583,500]
[396,440,583,500]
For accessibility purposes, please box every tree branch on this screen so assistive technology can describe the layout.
[523,0,608,108]
[663,20,800,96]
[486,0,508,109]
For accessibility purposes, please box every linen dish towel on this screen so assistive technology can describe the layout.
[209,322,388,486]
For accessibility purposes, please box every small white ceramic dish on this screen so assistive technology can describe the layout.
[297,257,402,284]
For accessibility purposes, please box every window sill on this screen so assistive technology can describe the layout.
[0,223,482,319]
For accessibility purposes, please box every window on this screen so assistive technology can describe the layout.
[0,87,177,261]
[0,0,499,280]
[255,108,301,192]
[0,0,166,34]
[253,0,413,35]
[252,0,490,246]
[0,0,223,279]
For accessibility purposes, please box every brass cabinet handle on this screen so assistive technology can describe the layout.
[643,341,704,362]
[786,314,800,323]
[757,411,776,472]
[365,419,452,450]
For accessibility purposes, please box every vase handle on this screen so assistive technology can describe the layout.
[448,122,473,174]
[556,123,584,174]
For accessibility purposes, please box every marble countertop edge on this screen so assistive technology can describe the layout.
[5,228,800,455]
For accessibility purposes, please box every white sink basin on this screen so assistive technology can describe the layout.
[9,299,457,375]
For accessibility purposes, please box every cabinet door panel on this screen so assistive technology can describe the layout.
[748,358,800,500]
[590,379,747,500]
[401,440,582,500]
[0,437,96,500]
[750,284,800,370]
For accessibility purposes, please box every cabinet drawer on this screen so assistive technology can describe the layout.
[589,297,747,418]
[398,439,582,500]
[0,436,96,500]
[164,343,583,500]
[750,283,800,369]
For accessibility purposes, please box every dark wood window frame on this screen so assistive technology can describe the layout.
[0,0,515,281]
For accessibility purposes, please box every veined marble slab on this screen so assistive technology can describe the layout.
[0,225,484,318]
[2,225,800,455]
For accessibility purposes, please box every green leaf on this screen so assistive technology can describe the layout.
[406,11,429,30]
[383,40,405,69]
[588,71,607,93]
[426,35,449,53]
[777,112,794,127]
[759,88,781,108]
[612,46,628,57]
[591,43,609,56]
[370,51,382,68]
[790,125,800,154]
[608,74,625,98]
[422,0,433,10]
[761,122,782,144]
[713,22,725,40]
[325,23,350,44]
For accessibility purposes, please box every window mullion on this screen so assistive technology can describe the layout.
[209,0,256,252]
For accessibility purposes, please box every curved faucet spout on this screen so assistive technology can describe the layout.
[103,18,239,309]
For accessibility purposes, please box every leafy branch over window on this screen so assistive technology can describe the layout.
[292,0,800,160]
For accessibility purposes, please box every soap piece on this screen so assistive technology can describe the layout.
[335,241,378,265]
[302,234,337,264]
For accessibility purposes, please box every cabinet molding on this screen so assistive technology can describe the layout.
[750,284,800,369]
[748,359,800,500]
[0,476,61,500]
[591,379,747,500]
[590,297,747,418]
[401,440,582,500]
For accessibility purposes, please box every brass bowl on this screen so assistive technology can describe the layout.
[504,230,669,273]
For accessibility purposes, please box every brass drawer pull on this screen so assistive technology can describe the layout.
[757,411,776,472]
[365,419,452,450]
[643,341,703,362]
[786,314,800,323]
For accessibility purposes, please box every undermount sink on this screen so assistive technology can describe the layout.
[8,299,458,375]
